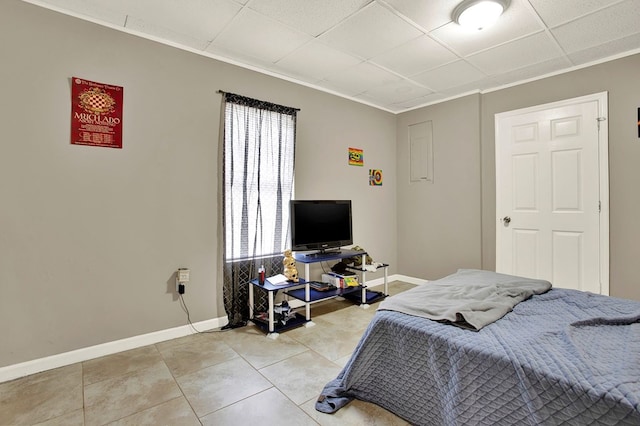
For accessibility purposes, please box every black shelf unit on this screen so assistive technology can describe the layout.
[285,284,363,303]
[248,249,389,337]
[248,278,308,336]
[343,289,387,305]
[250,311,309,333]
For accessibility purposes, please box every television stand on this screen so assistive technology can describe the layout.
[291,249,389,322]
[248,249,389,337]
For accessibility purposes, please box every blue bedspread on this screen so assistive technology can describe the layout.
[316,288,640,425]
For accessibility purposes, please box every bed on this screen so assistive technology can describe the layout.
[316,269,640,425]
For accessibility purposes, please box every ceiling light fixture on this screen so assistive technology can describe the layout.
[452,0,510,31]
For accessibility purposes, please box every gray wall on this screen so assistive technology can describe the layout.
[396,95,483,280]
[3,0,639,370]
[0,1,397,368]
[396,53,640,301]
[479,54,640,302]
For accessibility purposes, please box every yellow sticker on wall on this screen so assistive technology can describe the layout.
[349,147,363,166]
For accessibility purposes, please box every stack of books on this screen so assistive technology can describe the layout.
[321,272,359,288]
[308,281,336,291]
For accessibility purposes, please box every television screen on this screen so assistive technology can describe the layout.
[290,200,353,253]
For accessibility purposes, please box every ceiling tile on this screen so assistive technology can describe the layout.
[319,2,423,59]
[124,0,242,42]
[274,41,362,82]
[205,44,281,72]
[439,76,500,96]
[412,60,486,91]
[551,0,640,54]
[32,0,127,26]
[430,0,543,56]
[491,57,574,86]
[528,0,622,27]
[467,32,562,75]
[29,0,640,113]
[322,62,403,95]
[247,0,370,37]
[370,35,459,77]
[383,0,458,32]
[357,80,434,105]
[125,17,210,50]
[313,81,361,98]
[567,33,640,66]
[208,8,312,64]
[390,92,450,111]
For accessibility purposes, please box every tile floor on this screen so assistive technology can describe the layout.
[0,282,415,426]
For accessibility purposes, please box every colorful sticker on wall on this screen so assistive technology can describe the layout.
[348,147,364,166]
[637,107,640,138]
[369,169,383,186]
[71,77,124,149]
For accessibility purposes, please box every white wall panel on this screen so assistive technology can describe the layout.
[408,120,433,183]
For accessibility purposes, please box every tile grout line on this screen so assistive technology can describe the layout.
[158,340,210,425]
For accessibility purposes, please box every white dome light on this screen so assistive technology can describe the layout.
[453,0,510,31]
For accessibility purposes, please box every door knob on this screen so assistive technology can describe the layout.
[502,216,511,225]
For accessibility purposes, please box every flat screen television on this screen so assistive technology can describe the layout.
[290,200,353,254]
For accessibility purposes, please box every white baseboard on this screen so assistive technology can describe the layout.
[0,316,228,384]
[0,274,427,384]
[367,273,429,287]
[390,274,430,286]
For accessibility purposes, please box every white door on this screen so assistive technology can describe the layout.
[495,92,609,294]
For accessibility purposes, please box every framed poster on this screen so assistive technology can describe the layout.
[71,77,123,148]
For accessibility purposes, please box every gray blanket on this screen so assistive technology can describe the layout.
[378,268,551,330]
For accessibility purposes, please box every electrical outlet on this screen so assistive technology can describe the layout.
[176,268,190,293]
[177,268,190,283]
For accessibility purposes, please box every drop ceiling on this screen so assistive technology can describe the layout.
[24,0,640,113]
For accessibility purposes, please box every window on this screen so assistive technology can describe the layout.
[223,94,296,261]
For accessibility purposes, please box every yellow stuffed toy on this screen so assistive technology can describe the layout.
[283,249,299,282]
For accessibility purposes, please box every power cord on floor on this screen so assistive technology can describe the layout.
[178,294,225,334]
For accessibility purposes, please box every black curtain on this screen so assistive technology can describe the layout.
[220,92,297,328]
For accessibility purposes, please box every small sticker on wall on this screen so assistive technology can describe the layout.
[637,107,639,138]
[349,147,364,166]
[369,169,382,186]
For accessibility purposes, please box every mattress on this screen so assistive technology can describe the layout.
[316,285,640,425]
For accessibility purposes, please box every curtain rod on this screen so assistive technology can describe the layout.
[217,90,300,112]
